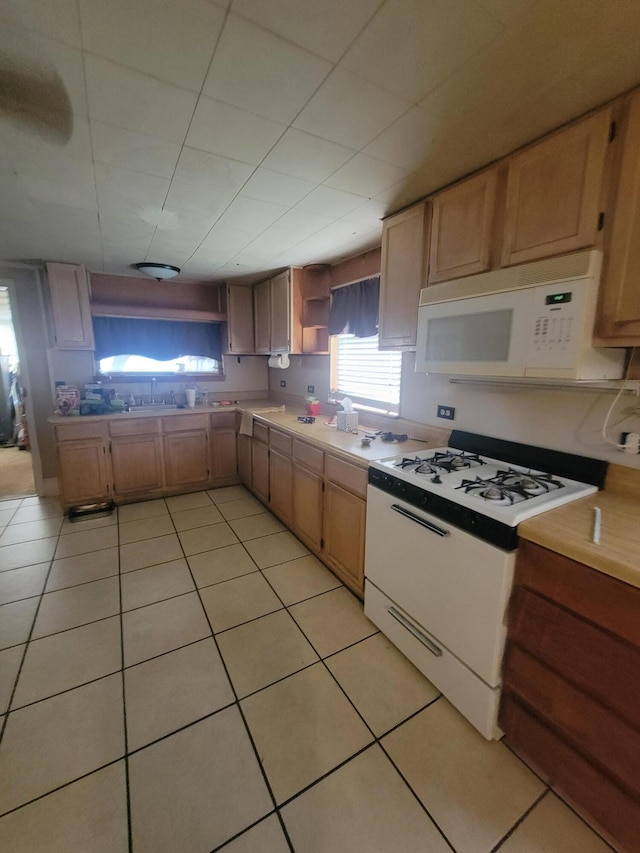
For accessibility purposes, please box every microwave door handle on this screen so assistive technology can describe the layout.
[390,503,450,537]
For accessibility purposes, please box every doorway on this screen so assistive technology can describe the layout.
[0,283,36,498]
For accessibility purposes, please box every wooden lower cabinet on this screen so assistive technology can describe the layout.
[56,439,110,506]
[322,480,366,597]
[110,433,164,499]
[55,411,241,508]
[237,433,252,486]
[499,540,640,850]
[292,463,323,552]
[211,428,238,482]
[269,448,292,524]
[163,430,209,491]
[251,438,269,503]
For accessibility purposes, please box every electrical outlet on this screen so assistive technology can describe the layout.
[307,385,315,394]
[280,380,286,388]
[437,405,455,420]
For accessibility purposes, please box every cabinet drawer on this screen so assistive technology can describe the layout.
[270,428,292,455]
[326,454,367,498]
[162,413,208,432]
[503,645,640,798]
[253,421,269,444]
[500,694,640,852]
[108,418,160,436]
[365,580,501,740]
[293,439,324,474]
[211,411,236,429]
[509,587,640,727]
[516,540,640,647]
[55,421,105,442]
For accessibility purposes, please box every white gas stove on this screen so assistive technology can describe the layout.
[371,446,598,527]
[364,432,607,740]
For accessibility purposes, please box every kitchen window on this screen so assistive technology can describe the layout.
[93,317,223,379]
[328,275,402,415]
[330,333,402,415]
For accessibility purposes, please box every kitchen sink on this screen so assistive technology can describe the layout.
[126,404,180,412]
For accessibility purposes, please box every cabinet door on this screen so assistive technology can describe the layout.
[211,428,237,481]
[226,284,255,354]
[111,435,163,498]
[56,439,109,507]
[428,168,497,283]
[237,433,252,487]
[269,270,291,353]
[163,431,209,490]
[46,262,95,350]
[269,447,292,524]
[502,109,611,266]
[596,91,640,345]
[379,202,428,349]
[323,481,366,597]
[254,279,271,354]
[251,438,269,503]
[292,463,323,551]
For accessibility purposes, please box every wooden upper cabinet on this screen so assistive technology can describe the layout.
[253,278,271,354]
[225,284,255,354]
[46,262,95,350]
[596,91,640,346]
[269,270,291,353]
[379,201,429,350]
[428,167,497,284]
[501,109,612,267]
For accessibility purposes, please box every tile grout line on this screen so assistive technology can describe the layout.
[490,788,549,852]
[115,504,134,853]
[0,498,61,746]
[164,491,297,853]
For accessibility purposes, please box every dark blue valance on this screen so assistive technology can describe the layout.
[328,276,380,338]
[93,317,222,362]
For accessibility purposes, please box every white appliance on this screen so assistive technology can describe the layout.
[415,249,626,379]
[364,432,606,740]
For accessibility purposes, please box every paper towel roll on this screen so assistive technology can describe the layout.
[268,353,290,369]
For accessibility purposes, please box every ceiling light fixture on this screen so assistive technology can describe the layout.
[133,262,181,280]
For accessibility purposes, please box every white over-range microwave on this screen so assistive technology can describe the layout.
[415,249,626,380]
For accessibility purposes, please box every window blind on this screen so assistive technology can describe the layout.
[331,334,402,414]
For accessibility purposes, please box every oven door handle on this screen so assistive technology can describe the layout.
[387,607,443,657]
[390,503,450,537]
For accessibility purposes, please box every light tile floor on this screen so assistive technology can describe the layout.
[0,488,616,852]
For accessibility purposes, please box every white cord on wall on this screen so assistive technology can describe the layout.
[601,348,640,449]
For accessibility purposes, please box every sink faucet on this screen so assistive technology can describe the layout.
[150,377,156,404]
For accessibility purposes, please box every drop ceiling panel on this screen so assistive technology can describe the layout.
[94,164,170,217]
[221,196,290,235]
[261,129,355,182]
[163,179,236,217]
[240,168,316,207]
[0,0,81,48]
[293,67,412,149]
[323,154,410,197]
[341,0,503,103]
[186,97,286,165]
[295,185,367,219]
[85,56,198,144]
[173,147,255,192]
[79,0,225,92]
[231,0,384,63]
[203,13,332,124]
[362,107,450,171]
[91,122,181,180]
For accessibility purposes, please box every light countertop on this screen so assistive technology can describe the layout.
[519,464,640,589]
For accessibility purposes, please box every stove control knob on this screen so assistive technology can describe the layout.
[431,474,441,484]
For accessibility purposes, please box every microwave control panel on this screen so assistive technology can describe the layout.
[527,283,586,366]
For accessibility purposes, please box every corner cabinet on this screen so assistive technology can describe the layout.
[501,109,612,267]
[254,270,292,354]
[46,262,95,350]
[596,90,640,346]
[428,167,497,283]
[500,540,640,851]
[379,202,429,350]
